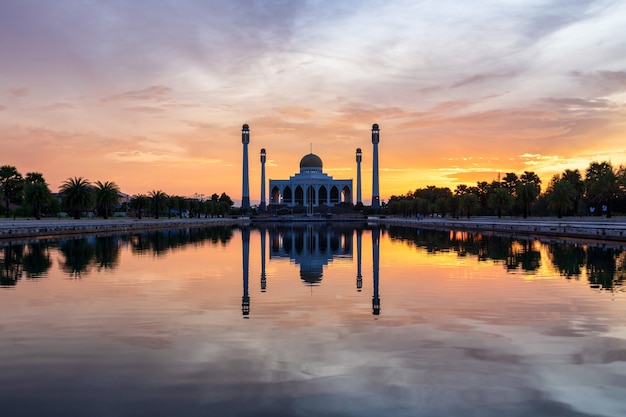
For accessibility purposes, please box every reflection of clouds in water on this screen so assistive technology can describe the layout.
[176,318,625,416]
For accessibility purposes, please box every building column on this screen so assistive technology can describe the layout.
[260,148,266,212]
[303,185,308,208]
[371,123,380,210]
[241,124,250,214]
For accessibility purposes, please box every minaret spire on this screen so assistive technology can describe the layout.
[241,124,250,214]
[260,148,266,212]
[371,123,380,210]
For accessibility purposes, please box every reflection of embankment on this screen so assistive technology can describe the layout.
[379,218,626,248]
[387,226,625,291]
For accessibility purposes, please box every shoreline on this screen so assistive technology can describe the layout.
[0,217,247,240]
[2,215,626,246]
[376,216,626,246]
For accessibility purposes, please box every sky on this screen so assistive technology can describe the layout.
[1,0,625,205]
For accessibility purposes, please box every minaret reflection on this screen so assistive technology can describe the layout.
[356,229,363,291]
[372,226,381,316]
[242,226,250,317]
[260,226,267,292]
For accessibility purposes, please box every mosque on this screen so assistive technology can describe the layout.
[269,153,353,209]
[240,123,381,213]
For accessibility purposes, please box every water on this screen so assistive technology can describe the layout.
[1,224,625,417]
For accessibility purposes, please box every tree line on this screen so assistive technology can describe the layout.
[0,165,234,219]
[385,161,626,219]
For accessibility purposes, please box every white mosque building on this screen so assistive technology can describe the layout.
[269,153,353,209]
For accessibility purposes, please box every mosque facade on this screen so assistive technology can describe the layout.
[269,153,353,208]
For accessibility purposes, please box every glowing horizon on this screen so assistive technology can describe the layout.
[2,1,625,205]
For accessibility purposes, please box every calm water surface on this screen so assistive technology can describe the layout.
[1,224,625,417]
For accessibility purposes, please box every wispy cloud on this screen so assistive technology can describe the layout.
[102,86,172,103]
[38,102,75,111]
[8,87,29,98]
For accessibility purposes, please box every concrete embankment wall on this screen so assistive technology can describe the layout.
[0,218,247,240]
[376,217,626,245]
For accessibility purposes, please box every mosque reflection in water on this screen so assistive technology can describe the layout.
[242,224,381,317]
[1,224,625,294]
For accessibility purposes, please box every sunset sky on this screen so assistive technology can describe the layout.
[1,0,625,205]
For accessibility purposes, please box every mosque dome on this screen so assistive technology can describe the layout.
[300,153,323,169]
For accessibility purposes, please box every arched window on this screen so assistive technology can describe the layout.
[330,186,339,204]
[283,186,292,204]
[294,186,304,205]
[318,186,327,206]
[271,186,280,204]
[342,186,352,204]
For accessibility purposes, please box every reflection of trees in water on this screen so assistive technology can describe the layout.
[1,244,24,287]
[59,238,95,278]
[388,226,624,290]
[548,244,624,290]
[586,247,622,290]
[1,226,236,285]
[387,227,454,253]
[615,252,626,289]
[389,226,542,271]
[23,242,52,278]
[130,226,235,256]
[546,244,585,278]
[507,240,541,272]
[94,236,121,271]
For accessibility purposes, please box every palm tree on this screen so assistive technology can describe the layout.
[130,194,149,219]
[59,177,94,219]
[561,169,584,215]
[516,171,541,218]
[24,182,52,220]
[501,173,518,196]
[458,194,480,218]
[546,177,576,218]
[94,181,120,219]
[24,172,52,219]
[0,165,24,217]
[149,190,168,219]
[488,187,514,218]
[585,161,618,218]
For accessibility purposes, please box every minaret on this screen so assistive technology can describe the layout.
[356,148,362,205]
[372,226,381,315]
[260,148,267,212]
[242,226,250,317]
[371,123,380,210]
[241,124,250,214]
